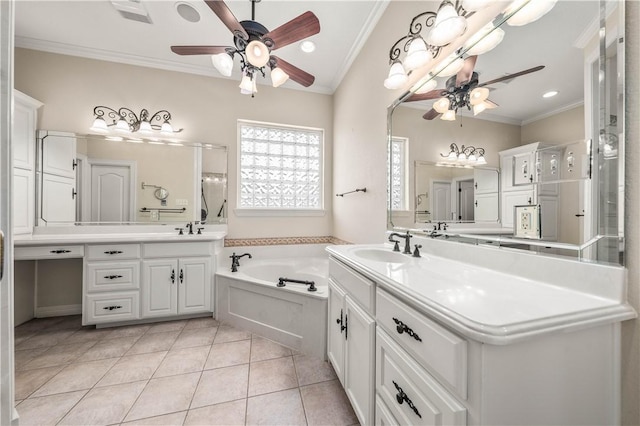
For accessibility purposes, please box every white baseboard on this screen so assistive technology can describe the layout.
[36,304,82,318]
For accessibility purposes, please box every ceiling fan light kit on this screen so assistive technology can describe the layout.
[171,0,320,96]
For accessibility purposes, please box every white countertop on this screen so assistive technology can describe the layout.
[14,231,227,246]
[326,243,636,345]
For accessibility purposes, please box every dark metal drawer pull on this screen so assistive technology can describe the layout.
[104,275,123,280]
[104,250,124,255]
[393,317,422,342]
[102,305,122,311]
[50,249,71,254]
[393,380,422,418]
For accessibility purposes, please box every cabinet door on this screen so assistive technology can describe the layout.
[513,152,534,186]
[42,133,77,179]
[475,192,499,223]
[13,168,33,234]
[177,257,211,314]
[344,296,376,426]
[473,168,499,194]
[327,280,347,385]
[142,259,178,317]
[13,94,37,170]
[502,190,533,228]
[539,195,558,241]
[41,173,76,222]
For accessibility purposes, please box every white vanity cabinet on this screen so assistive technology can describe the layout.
[141,242,212,318]
[12,90,42,235]
[327,259,376,426]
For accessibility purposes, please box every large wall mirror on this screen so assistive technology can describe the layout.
[387,0,624,265]
[36,131,227,225]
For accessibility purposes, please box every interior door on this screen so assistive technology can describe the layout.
[432,181,452,221]
[90,162,133,222]
[458,180,475,221]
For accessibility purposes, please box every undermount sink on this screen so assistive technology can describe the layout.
[352,248,410,264]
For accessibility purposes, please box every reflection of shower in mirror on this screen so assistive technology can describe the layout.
[201,172,227,223]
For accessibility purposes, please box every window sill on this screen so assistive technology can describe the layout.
[234,208,326,217]
[391,209,411,217]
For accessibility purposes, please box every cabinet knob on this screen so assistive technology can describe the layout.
[392,380,422,418]
[393,317,422,342]
[179,269,184,284]
[171,269,176,284]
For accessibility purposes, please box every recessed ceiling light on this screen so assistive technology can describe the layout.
[543,90,558,98]
[300,40,316,53]
[175,2,200,23]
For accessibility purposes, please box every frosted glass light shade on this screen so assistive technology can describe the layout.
[271,67,289,87]
[433,97,451,114]
[384,62,409,89]
[90,117,109,133]
[115,118,130,133]
[404,37,431,70]
[161,121,174,134]
[435,55,464,77]
[462,0,492,12]
[464,23,505,55]
[239,74,253,93]
[211,53,234,77]
[246,40,270,67]
[469,87,490,105]
[473,102,487,115]
[413,74,438,94]
[138,121,153,134]
[476,155,487,165]
[441,109,456,121]
[505,0,557,26]
[426,1,467,47]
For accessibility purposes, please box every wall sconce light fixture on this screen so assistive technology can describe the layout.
[440,142,487,166]
[90,106,183,136]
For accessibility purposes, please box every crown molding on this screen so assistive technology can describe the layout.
[521,101,584,126]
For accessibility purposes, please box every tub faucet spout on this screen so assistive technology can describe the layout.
[230,252,252,272]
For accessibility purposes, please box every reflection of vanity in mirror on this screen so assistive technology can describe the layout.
[388,0,622,263]
[35,131,227,226]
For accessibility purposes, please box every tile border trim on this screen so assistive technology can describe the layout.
[224,236,351,247]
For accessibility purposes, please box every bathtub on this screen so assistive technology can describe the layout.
[215,253,328,358]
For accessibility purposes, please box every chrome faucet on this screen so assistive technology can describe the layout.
[388,231,412,254]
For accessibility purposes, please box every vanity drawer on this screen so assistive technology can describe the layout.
[14,245,84,260]
[85,291,140,324]
[86,261,140,292]
[329,258,375,314]
[86,244,141,260]
[377,288,467,398]
[376,329,466,426]
[143,242,212,258]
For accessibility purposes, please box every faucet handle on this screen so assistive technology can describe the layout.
[197,227,204,235]
[390,239,400,252]
[413,244,422,258]
[175,227,184,235]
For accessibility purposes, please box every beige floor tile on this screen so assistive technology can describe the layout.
[125,330,180,355]
[58,380,147,425]
[184,316,220,330]
[248,356,298,397]
[250,336,292,362]
[246,388,307,425]
[15,329,76,350]
[300,379,358,426]
[15,317,64,334]
[124,372,200,422]
[45,315,83,330]
[172,327,217,349]
[146,320,187,334]
[64,327,113,344]
[101,324,151,340]
[294,354,338,386]
[153,346,210,378]
[96,351,167,387]
[185,399,246,426]
[213,325,252,344]
[121,411,187,425]
[15,332,36,347]
[15,365,64,400]
[31,357,118,397]
[205,339,251,370]
[76,335,140,362]
[15,347,48,371]
[16,390,87,426]
[191,364,249,409]
[22,341,96,370]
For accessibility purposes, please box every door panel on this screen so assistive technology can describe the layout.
[90,163,131,222]
[142,259,177,317]
[178,258,211,314]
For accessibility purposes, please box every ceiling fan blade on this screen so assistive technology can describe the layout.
[485,99,499,109]
[271,56,315,87]
[406,89,446,102]
[264,11,320,50]
[205,0,248,40]
[456,55,477,87]
[171,45,230,55]
[479,65,545,87]
[423,109,441,120]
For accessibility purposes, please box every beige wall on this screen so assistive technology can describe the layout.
[14,48,333,239]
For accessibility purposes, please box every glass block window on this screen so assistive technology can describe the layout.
[388,137,408,211]
[238,121,323,210]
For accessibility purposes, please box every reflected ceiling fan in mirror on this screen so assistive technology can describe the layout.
[171,0,320,96]
[406,55,544,120]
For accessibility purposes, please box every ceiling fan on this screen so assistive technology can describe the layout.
[406,56,545,120]
[170,0,320,94]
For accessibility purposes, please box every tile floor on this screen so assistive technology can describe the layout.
[14,315,358,426]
